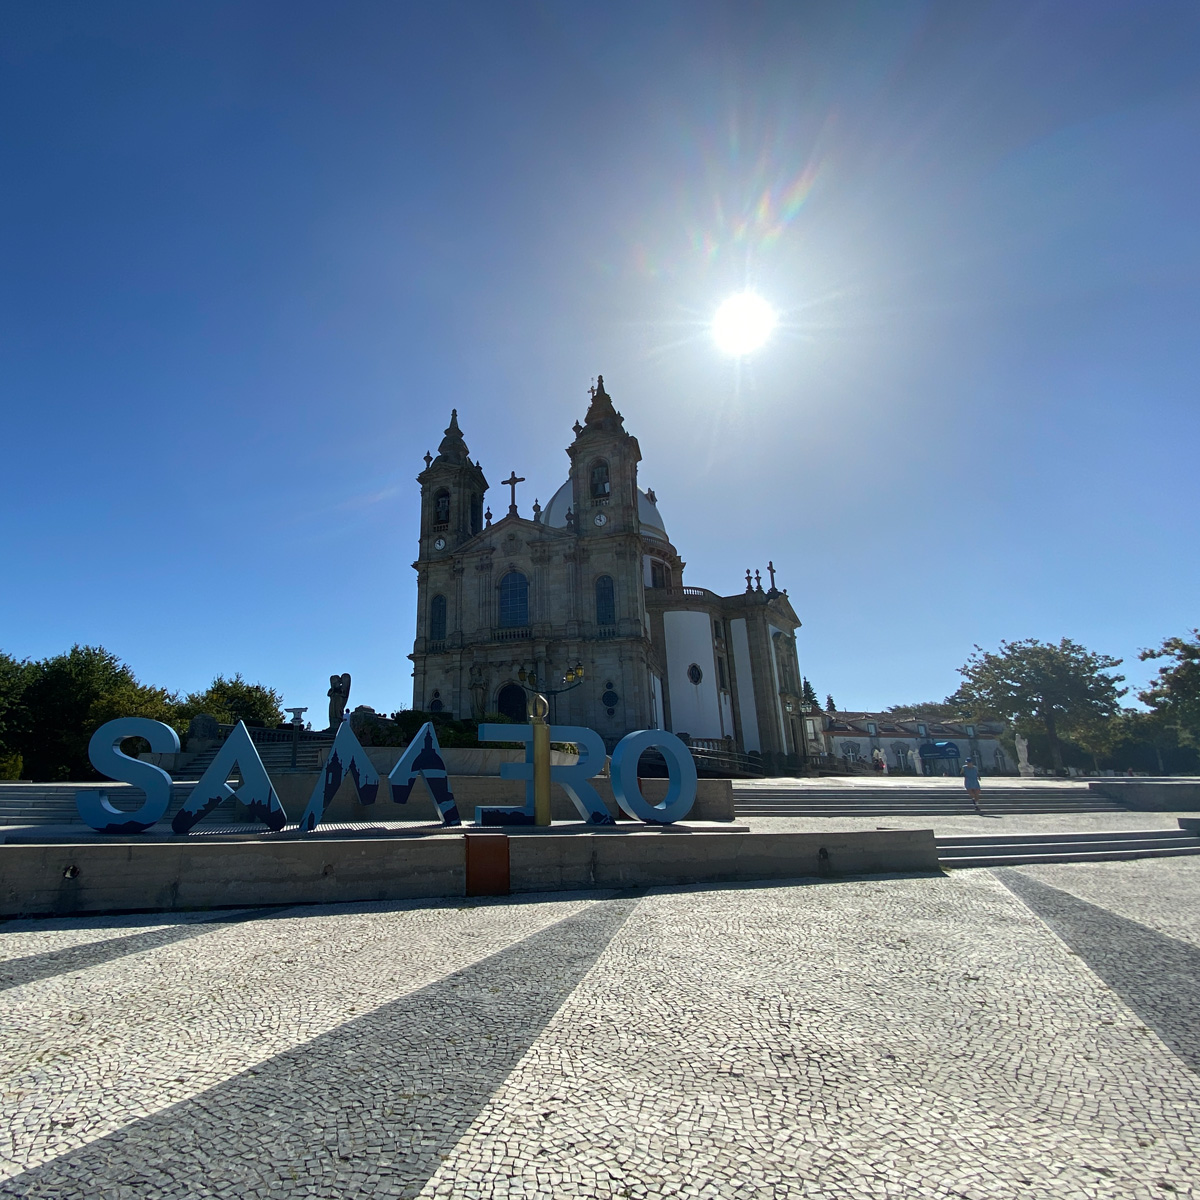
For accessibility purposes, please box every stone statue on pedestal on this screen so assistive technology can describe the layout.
[1015,733,1033,777]
[327,673,352,731]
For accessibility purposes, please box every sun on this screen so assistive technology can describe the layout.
[711,292,777,356]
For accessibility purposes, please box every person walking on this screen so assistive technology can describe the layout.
[963,758,983,813]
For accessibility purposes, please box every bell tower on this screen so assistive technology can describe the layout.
[417,410,488,560]
[566,375,641,537]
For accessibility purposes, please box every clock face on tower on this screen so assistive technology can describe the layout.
[433,536,446,551]
[593,511,608,527]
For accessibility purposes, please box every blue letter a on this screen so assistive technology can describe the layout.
[172,722,287,834]
[299,719,380,832]
[388,722,460,826]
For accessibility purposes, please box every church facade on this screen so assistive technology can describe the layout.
[410,377,804,767]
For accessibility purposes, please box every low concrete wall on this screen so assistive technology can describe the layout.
[0,837,465,916]
[1090,779,1200,811]
[509,829,940,892]
[276,774,735,825]
[0,827,937,916]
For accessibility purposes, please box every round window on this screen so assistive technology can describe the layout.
[687,663,703,685]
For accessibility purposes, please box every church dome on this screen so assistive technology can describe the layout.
[541,480,669,541]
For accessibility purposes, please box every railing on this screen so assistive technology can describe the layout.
[648,585,717,601]
[215,724,332,744]
[640,742,764,778]
[595,625,619,639]
[591,496,610,506]
[493,626,531,641]
[427,640,446,653]
[431,522,448,532]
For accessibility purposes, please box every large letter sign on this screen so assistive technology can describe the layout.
[172,721,287,834]
[387,722,461,827]
[76,718,181,835]
[474,726,694,826]
[75,716,698,833]
[610,730,698,823]
[546,725,615,824]
[298,719,380,832]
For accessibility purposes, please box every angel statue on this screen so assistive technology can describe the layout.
[327,673,352,730]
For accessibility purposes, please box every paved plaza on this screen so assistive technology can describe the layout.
[2,860,1199,1198]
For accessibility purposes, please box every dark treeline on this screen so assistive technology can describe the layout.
[0,646,284,782]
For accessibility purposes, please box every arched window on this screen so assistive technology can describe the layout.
[433,489,450,525]
[429,594,447,642]
[498,570,529,628]
[590,460,610,499]
[595,575,616,626]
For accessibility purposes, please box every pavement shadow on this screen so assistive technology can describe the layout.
[1,895,639,1200]
[0,908,274,994]
[997,868,1200,1074]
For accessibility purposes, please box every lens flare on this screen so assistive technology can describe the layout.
[711,293,777,356]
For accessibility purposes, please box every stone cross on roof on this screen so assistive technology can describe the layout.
[503,471,525,516]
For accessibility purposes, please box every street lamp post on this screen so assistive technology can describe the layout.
[517,662,585,725]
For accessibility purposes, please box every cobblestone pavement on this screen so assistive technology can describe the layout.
[2,864,1198,1198]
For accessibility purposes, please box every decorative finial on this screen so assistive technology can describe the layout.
[423,450,433,468]
[484,506,492,527]
[745,569,753,593]
[532,498,542,523]
[573,419,583,436]
[645,488,657,504]
[754,569,763,592]
[565,507,575,528]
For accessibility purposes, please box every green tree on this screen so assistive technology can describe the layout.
[884,700,963,720]
[952,637,1126,774]
[825,694,837,713]
[17,645,179,781]
[179,674,283,729]
[801,678,819,709]
[1139,629,1200,745]
[0,652,33,778]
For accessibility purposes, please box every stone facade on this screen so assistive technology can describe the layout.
[410,378,802,762]
[809,711,1012,774]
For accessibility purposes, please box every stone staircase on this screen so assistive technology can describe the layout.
[733,784,1127,818]
[0,783,206,827]
[937,826,1200,868]
[0,737,332,827]
[171,739,327,781]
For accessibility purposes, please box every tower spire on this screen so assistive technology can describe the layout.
[582,373,623,431]
[434,408,470,465]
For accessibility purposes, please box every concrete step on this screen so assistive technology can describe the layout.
[0,782,251,826]
[936,827,1200,867]
[937,829,1197,847]
[729,787,1099,796]
[736,803,1126,816]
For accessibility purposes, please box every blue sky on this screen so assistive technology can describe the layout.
[2,1,1198,719]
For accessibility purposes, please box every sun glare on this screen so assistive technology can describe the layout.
[712,292,777,356]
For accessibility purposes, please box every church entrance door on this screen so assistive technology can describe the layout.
[497,683,527,723]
